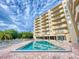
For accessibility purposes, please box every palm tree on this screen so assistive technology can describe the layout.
[0,31,4,41]
[4,29,18,39]
[0,31,12,40]
[2,32,12,40]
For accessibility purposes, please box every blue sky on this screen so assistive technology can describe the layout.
[0,0,61,32]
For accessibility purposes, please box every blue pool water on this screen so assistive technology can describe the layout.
[16,41,64,51]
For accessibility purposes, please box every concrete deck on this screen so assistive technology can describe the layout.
[0,40,79,59]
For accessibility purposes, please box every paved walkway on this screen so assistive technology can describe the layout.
[0,51,79,59]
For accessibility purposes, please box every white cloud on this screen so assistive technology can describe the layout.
[7,24,17,29]
[0,21,8,26]
[0,21,4,23]
[7,24,20,31]
[0,4,9,10]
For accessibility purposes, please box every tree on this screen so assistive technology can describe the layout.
[0,31,4,40]
[0,29,33,40]
[4,29,18,39]
[18,32,33,39]
[0,31,12,40]
[15,32,33,39]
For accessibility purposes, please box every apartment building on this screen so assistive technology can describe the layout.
[34,2,71,42]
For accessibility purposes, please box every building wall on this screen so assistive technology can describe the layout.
[74,0,79,37]
[65,0,79,42]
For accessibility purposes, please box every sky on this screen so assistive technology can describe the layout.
[0,0,62,32]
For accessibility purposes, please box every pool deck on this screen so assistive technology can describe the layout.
[0,40,79,59]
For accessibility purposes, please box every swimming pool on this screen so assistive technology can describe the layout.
[16,41,65,51]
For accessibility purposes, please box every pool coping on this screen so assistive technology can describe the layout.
[0,40,33,55]
[12,40,72,52]
[11,50,72,52]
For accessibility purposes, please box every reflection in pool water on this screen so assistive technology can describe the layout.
[16,41,65,51]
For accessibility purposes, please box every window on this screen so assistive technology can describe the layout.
[77,22,79,31]
[57,36,66,41]
[76,5,79,12]
[65,10,68,13]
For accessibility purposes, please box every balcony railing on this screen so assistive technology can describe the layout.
[52,21,67,26]
[51,11,64,18]
[52,15,65,22]
[53,24,68,30]
[51,5,63,14]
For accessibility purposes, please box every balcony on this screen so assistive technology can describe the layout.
[42,14,48,19]
[42,29,46,32]
[35,25,40,28]
[42,26,46,29]
[53,24,68,30]
[41,22,47,25]
[41,18,48,22]
[51,5,63,14]
[54,29,68,34]
[35,22,40,25]
[52,14,65,22]
[51,11,64,18]
[52,21,67,26]
[42,25,49,29]
[35,28,40,30]
[53,19,65,24]
[35,20,40,24]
